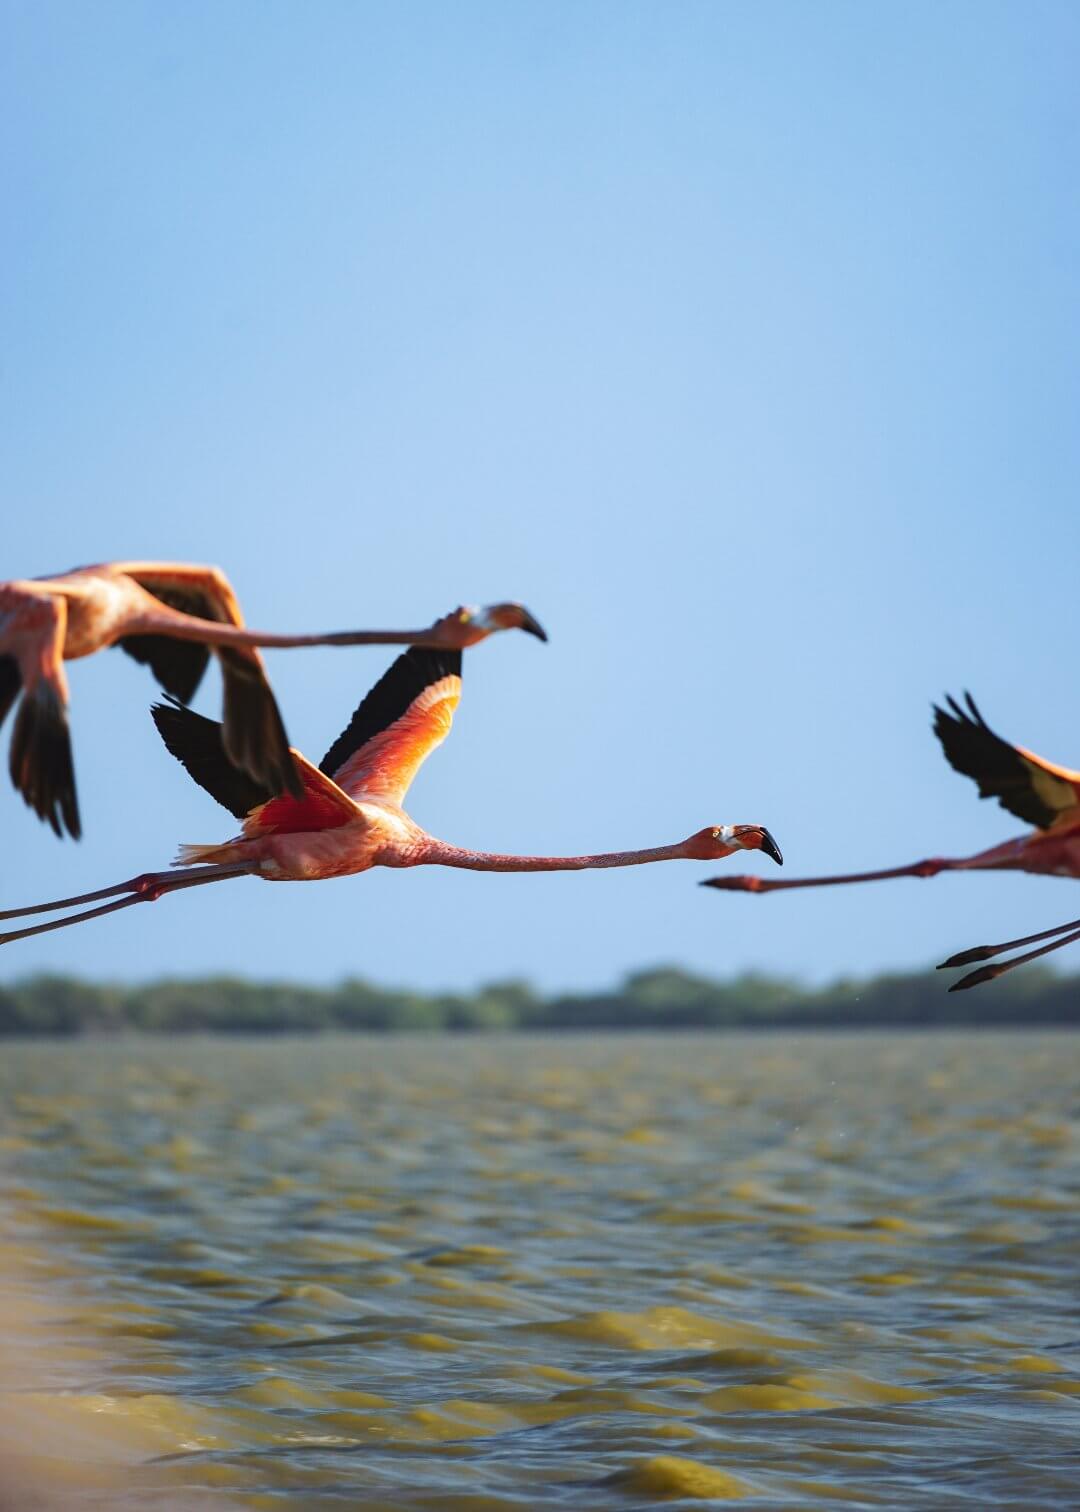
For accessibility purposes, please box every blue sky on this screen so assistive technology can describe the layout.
[2,0,1078,991]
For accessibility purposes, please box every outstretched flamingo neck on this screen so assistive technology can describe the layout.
[129,606,429,651]
[418,838,692,873]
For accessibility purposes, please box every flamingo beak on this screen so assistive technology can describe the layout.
[758,829,783,866]
[518,607,548,642]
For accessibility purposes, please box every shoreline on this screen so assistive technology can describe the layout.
[4,964,1078,1038]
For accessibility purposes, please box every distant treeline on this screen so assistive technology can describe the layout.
[0,966,1077,1035]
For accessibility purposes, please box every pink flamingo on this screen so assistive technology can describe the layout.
[704,693,1080,989]
[0,646,781,946]
[0,560,544,837]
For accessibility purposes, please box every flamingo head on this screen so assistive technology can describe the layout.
[686,824,783,865]
[441,603,548,646]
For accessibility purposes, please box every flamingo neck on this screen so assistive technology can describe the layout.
[134,612,427,651]
[421,839,691,873]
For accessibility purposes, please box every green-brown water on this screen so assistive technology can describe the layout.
[1,1032,1078,1508]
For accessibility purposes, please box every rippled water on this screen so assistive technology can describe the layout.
[1,1032,1079,1509]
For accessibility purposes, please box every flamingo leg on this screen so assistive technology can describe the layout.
[0,863,249,941]
[702,859,952,894]
[0,893,172,944]
[938,913,1080,970]
[946,926,1080,992]
[0,868,179,921]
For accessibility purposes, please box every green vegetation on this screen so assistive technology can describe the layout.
[0,965,1076,1035]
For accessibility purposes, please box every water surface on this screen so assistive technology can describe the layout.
[1,1032,1078,1507]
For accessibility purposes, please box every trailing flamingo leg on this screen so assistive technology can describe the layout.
[945,925,1080,992]
[0,869,172,921]
[939,913,1080,969]
[702,858,953,894]
[0,864,249,943]
[937,913,1080,973]
[0,865,241,921]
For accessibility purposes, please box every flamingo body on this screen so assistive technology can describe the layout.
[0,561,545,838]
[0,645,782,947]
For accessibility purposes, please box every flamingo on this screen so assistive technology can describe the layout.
[0,645,782,946]
[0,561,545,838]
[703,692,1080,990]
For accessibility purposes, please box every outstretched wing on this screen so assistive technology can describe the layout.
[122,563,300,798]
[116,564,243,703]
[320,647,461,805]
[933,692,1080,831]
[152,700,358,835]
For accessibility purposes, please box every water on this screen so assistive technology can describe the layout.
[1,1032,1078,1508]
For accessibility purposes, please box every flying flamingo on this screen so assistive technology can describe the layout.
[0,645,782,946]
[703,692,1080,990]
[0,561,545,838]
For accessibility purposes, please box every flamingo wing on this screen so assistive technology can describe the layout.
[933,693,1080,830]
[0,590,79,839]
[122,564,299,798]
[115,565,239,702]
[152,700,358,834]
[320,647,461,805]
[0,656,18,734]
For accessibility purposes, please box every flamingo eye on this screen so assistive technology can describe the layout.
[711,828,721,839]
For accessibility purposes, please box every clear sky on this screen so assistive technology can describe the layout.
[2,0,1078,992]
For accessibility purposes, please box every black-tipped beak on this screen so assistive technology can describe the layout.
[520,608,548,642]
[759,829,783,866]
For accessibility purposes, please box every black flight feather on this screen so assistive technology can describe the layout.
[0,655,20,734]
[9,683,80,839]
[932,691,1059,831]
[320,647,462,779]
[117,584,217,703]
[215,647,302,799]
[152,698,275,820]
